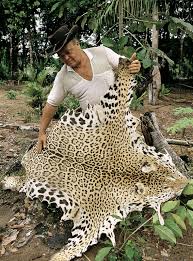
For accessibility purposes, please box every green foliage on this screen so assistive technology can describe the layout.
[6,90,17,100]
[23,66,56,110]
[95,239,142,261]
[152,179,193,244]
[54,95,80,119]
[167,107,193,134]
[129,91,146,111]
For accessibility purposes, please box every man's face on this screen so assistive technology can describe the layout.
[57,40,82,68]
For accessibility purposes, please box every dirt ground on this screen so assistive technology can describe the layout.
[0,85,193,261]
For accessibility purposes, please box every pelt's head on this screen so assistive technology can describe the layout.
[114,57,132,80]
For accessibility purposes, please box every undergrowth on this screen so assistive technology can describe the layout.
[96,179,193,261]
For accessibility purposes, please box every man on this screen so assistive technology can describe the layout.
[37,25,141,152]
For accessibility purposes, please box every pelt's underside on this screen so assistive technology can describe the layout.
[19,59,187,261]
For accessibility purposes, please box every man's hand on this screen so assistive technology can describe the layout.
[37,132,47,153]
[129,53,141,74]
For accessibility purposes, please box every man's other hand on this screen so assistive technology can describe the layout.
[129,53,141,74]
[37,132,47,153]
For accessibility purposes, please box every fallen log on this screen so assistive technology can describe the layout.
[0,122,39,132]
[167,139,193,147]
[141,112,190,178]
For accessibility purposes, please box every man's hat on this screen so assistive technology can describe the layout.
[46,25,79,56]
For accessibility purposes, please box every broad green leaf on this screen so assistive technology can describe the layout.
[101,37,115,48]
[182,184,193,195]
[137,49,147,60]
[126,46,136,58]
[142,58,152,69]
[171,214,186,230]
[125,245,135,259]
[95,247,112,261]
[161,200,180,213]
[50,2,60,13]
[187,199,193,210]
[154,225,176,244]
[171,17,193,39]
[118,36,128,49]
[164,218,183,238]
[58,6,64,18]
[187,209,193,229]
[176,206,187,221]
[88,18,97,31]
[81,15,88,29]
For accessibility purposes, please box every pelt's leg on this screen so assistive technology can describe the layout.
[50,213,98,261]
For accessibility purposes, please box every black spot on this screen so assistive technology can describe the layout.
[39,195,44,201]
[50,197,56,202]
[49,191,54,195]
[69,110,73,115]
[50,203,57,208]
[62,115,67,121]
[30,188,34,193]
[85,113,90,119]
[70,117,77,125]
[104,92,111,99]
[79,118,85,125]
[38,187,46,194]
[87,120,93,128]
[60,199,68,205]
[46,196,50,200]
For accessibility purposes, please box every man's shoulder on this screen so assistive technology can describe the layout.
[85,45,106,54]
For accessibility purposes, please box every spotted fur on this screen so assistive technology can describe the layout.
[2,58,188,261]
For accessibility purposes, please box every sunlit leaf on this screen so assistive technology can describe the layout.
[171,213,186,230]
[187,199,193,210]
[187,209,193,229]
[182,184,193,195]
[164,218,183,238]
[161,200,180,213]
[176,206,187,221]
[95,247,112,261]
[142,58,152,68]
[154,225,176,244]
[50,2,60,13]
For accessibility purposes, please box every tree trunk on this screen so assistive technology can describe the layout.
[148,4,161,105]
[28,27,33,66]
[10,33,13,79]
[141,112,190,178]
[118,0,123,38]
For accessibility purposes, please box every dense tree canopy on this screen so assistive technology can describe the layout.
[0,0,192,83]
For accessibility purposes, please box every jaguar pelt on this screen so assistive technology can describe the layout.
[2,58,188,261]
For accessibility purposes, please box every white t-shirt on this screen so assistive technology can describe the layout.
[47,46,121,110]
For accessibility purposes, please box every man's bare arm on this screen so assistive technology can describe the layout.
[37,103,58,153]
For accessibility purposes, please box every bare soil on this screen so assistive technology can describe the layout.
[0,86,193,261]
